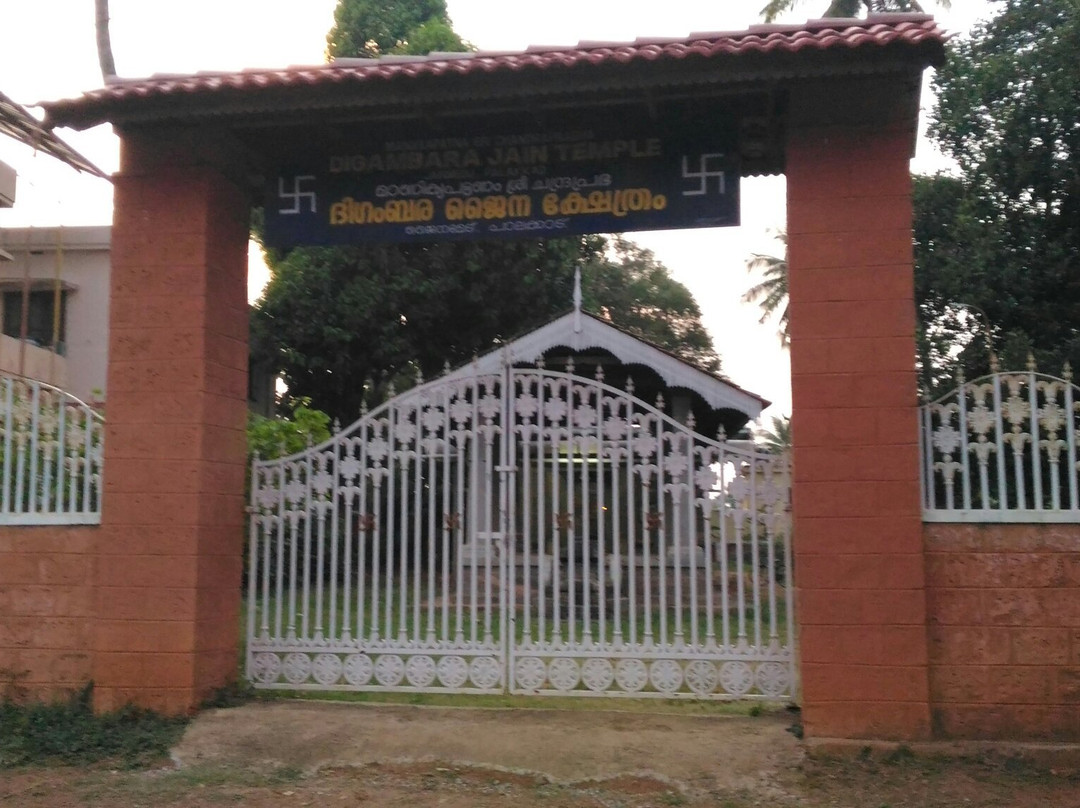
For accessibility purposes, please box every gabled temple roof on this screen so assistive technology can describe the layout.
[441,303,769,421]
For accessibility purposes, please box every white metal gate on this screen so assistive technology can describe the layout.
[246,365,795,698]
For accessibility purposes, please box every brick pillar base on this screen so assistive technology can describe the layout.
[787,76,931,740]
[94,129,250,714]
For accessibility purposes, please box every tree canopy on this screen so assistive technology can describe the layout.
[252,236,721,423]
[913,0,1080,390]
[256,1,722,424]
[759,0,945,23]
[748,1,1080,392]
[580,239,720,374]
[741,231,789,349]
[326,0,467,58]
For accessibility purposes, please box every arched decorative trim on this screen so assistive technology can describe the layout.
[440,311,768,420]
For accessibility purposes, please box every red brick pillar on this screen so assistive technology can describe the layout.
[94,129,250,714]
[786,77,931,740]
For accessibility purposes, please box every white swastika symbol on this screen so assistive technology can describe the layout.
[278,175,317,214]
[681,154,727,196]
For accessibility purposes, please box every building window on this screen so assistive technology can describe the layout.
[2,289,67,351]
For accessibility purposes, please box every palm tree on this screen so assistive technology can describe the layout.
[760,0,947,23]
[742,231,789,349]
[95,0,116,80]
[756,415,792,454]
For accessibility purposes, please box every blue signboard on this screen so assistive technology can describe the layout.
[263,125,738,246]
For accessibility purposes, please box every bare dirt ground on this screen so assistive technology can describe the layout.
[3,700,1080,807]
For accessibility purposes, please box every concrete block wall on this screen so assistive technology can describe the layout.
[926,523,1080,740]
[786,75,931,740]
[92,128,250,714]
[0,526,95,701]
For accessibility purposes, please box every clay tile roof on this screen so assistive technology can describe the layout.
[40,14,947,131]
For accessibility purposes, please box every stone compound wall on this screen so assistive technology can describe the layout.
[0,526,95,701]
[925,523,1080,740]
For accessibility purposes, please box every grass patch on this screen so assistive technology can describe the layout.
[254,686,782,716]
[0,683,188,769]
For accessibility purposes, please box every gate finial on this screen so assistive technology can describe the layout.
[573,265,583,334]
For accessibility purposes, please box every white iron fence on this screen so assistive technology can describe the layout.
[247,365,795,699]
[0,374,104,525]
[921,364,1080,522]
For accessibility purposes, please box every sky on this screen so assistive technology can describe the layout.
[0,0,1001,424]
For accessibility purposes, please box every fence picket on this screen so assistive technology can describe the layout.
[922,368,1080,522]
[245,365,795,698]
[0,374,103,524]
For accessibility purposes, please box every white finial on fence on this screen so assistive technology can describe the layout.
[1065,361,1073,382]
[1027,352,1037,372]
[573,265,583,334]
[989,351,1000,373]
[594,363,604,382]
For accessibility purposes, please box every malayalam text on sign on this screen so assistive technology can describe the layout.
[264,126,739,246]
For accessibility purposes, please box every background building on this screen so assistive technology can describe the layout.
[0,226,110,402]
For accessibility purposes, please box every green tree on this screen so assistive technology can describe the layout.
[759,0,945,23]
[253,236,721,423]
[755,414,792,454]
[741,231,789,349]
[247,399,332,461]
[582,238,721,373]
[393,18,469,55]
[913,0,1080,390]
[326,0,466,58]
[259,1,721,424]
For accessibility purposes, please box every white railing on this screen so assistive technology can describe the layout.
[920,363,1080,523]
[0,374,104,525]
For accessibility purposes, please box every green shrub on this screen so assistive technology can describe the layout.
[0,684,188,769]
[247,398,332,461]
